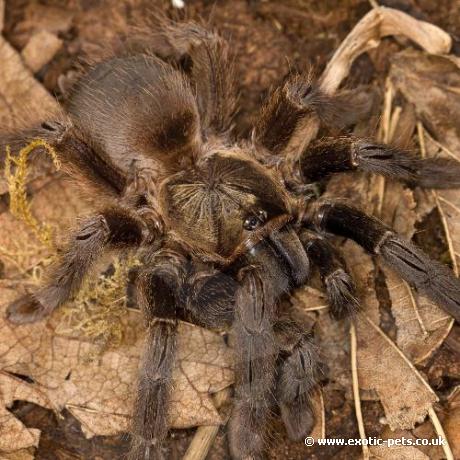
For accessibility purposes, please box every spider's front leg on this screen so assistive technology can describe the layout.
[6,207,149,324]
[311,202,460,322]
[300,230,359,320]
[184,269,236,328]
[130,249,187,460]
[228,265,279,459]
[296,137,460,188]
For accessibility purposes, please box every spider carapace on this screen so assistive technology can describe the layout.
[4,22,460,460]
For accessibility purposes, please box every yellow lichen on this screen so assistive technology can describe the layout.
[57,256,140,354]
[4,139,61,248]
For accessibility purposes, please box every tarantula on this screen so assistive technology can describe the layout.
[4,21,460,460]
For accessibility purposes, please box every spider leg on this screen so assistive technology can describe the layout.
[2,120,129,199]
[183,266,323,447]
[275,318,322,441]
[296,137,460,188]
[184,268,236,328]
[129,249,186,460]
[228,266,278,459]
[253,75,370,159]
[6,207,149,324]
[299,230,359,320]
[151,22,237,136]
[312,202,460,322]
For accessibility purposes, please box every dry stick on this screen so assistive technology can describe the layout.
[374,79,395,217]
[350,323,370,460]
[429,405,454,460]
[318,389,326,439]
[286,6,452,167]
[416,121,426,158]
[183,387,232,460]
[320,7,451,95]
[387,106,402,144]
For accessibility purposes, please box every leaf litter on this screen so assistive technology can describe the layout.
[0,2,460,459]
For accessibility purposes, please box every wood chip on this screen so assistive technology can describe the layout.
[21,30,63,73]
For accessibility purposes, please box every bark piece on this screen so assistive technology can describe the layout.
[21,31,63,73]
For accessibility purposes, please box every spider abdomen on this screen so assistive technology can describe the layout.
[68,55,201,169]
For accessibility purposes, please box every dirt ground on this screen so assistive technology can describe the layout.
[1,0,460,459]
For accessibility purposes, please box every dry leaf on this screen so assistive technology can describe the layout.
[0,372,44,452]
[0,36,57,130]
[14,3,73,44]
[369,426,430,459]
[0,288,233,444]
[0,178,85,278]
[380,182,417,239]
[355,313,437,430]
[412,419,448,460]
[378,177,453,363]
[0,36,59,195]
[384,269,452,364]
[0,449,35,460]
[370,444,429,459]
[390,50,460,276]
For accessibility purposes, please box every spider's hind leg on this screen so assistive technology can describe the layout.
[151,22,238,136]
[2,119,128,200]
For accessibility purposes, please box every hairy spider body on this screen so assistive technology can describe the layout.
[4,21,460,460]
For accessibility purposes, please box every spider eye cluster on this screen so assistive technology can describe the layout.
[243,210,268,231]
